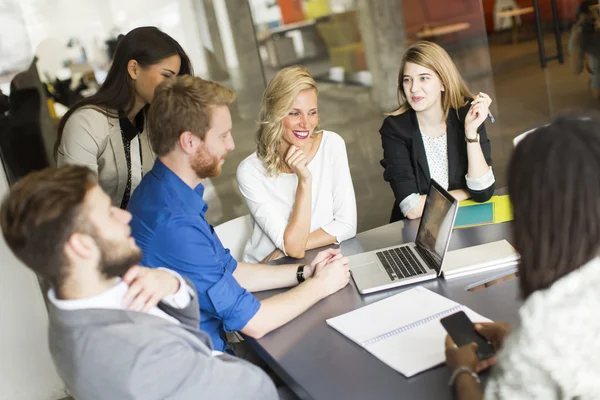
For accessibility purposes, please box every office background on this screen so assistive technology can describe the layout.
[0,0,595,398]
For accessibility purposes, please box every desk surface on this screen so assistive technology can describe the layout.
[247,219,522,400]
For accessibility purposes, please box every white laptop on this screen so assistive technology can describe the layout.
[350,180,459,294]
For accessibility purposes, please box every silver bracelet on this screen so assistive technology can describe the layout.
[448,366,481,387]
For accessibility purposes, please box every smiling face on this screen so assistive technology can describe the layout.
[402,62,445,114]
[281,89,319,149]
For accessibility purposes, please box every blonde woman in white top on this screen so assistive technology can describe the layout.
[237,66,357,263]
[444,115,600,399]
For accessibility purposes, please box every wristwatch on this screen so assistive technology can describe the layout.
[465,133,480,143]
[297,265,306,283]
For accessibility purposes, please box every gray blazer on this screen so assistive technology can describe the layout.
[56,107,155,206]
[48,285,277,400]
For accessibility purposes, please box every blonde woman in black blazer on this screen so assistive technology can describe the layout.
[380,41,495,222]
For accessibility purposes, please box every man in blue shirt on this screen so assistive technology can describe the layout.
[128,75,350,353]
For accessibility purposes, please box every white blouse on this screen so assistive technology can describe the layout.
[400,133,495,216]
[421,132,449,190]
[484,257,600,399]
[130,135,142,195]
[236,131,357,263]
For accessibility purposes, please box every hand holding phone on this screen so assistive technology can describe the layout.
[440,311,496,360]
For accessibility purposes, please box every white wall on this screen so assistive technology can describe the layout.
[213,0,239,69]
[0,163,66,399]
[13,0,208,78]
[0,0,34,74]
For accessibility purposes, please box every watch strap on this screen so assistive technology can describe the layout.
[296,265,305,283]
[465,133,480,143]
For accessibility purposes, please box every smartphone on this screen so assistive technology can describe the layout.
[440,311,495,360]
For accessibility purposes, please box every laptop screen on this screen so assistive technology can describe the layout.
[415,180,458,274]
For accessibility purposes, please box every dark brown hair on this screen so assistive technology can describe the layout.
[0,166,97,287]
[148,75,236,156]
[54,26,193,157]
[509,114,600,298]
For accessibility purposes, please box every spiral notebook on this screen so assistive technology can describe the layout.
[326,287,491,377]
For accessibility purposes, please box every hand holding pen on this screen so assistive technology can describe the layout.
[475,92,495,123]
[471,92,496,124]
[465,92,494,137]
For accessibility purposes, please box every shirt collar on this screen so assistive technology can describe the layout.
[151,159,209,217]
[47,279,128,311]
[47,278,180,324]
[118,110,144,142]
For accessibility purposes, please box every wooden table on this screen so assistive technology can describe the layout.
[497,6,534,44]
[417,22,471,39]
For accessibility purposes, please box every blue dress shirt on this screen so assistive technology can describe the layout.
[127,159,261,351]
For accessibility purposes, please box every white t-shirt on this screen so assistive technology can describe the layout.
[131,135,142,194]
[237,130,357,263]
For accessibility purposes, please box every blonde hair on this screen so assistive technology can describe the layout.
[256,66,318,176]
[388,41,473,119]
[148,75,235,156]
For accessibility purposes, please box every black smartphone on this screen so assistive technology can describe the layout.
[440,311,495,360]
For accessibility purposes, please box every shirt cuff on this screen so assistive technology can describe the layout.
[322,221,355,244]
[465,167,496,191]
[280,240,288,257]
[400,193,422,216]
[157,268,194,309]
[321,224,341,244]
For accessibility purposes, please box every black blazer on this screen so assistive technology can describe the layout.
[380,104,494,223]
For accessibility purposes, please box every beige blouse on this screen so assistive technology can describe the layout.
[57,107,155,207]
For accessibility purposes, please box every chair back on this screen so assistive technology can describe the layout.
[512,127,540,147]
[214,214,254,261]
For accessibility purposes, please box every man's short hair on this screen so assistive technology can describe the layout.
[148,75,236,156]
[0,166,97,287]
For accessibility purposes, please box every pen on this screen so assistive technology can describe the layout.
[476,92,495,123]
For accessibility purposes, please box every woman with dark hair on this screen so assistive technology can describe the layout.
[56,26,193,208]
[444,115,600,399]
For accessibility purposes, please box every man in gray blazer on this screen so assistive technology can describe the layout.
[0,165,278,400]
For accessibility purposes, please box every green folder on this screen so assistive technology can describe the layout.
[453,195,513,229]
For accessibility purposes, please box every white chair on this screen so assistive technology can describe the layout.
[202,178,223,223]
[214,214,253,261]
[494,0,519,31]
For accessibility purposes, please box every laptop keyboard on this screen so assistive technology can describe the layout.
[376,247,428,281]
[414,246,437,270]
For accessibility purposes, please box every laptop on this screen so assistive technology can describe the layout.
[350,180,459,294]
